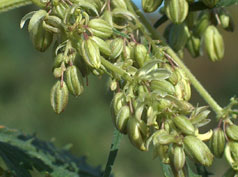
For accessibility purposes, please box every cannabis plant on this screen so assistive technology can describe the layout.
[0,0,238,176]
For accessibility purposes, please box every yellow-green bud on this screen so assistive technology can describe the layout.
[184,136,214,166]
[173,146,186,171]
[90,36,111,56]
[209,128,225,158]
[114,106,130,134]
[134,44,148,67]
[204,25,224,62]
[142,0,163,13]
[186,35,201,58]
[194,11,210,37]
[79,38,101,69]
[127,117,147,151]
[65,66,84,97]
[50,81,69,114]
[165,0,189,24]
[225,141,238,170]
[226,124,238,141]
[151,80,175,95]
[109,38,124,59]
[173,115,195,135]
[88,18,113,39]
[167,24,189,52]
[28,10,53,52]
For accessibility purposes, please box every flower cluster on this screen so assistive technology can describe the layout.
[20,0,237,176]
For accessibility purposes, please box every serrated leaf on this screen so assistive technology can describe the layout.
[216,0,238,7]
[0,127,103,177]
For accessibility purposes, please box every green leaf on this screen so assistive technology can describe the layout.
[162,163,174,177]
[216,0,238,7]
[0,127,103,177]
[185,159,201,177]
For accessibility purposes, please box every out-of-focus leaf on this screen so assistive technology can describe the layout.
[0,127,103,177]
[162,163,174,177]
[216,0,238,7]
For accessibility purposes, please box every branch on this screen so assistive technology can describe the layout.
[0,0,32,13]
[103,129,123,177]
[128,0,223,117]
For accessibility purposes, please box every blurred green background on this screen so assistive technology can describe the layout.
[0,1,237,177]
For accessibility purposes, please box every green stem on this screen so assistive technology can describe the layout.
[0,0,32,13]
[101,57,133,82]
[128,0,223,116]
[103,129,123,177]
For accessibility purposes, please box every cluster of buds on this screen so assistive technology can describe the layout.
[163,4,234,62]
[19,0,236,176]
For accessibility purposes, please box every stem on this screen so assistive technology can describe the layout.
[128,0,223,116]
[103,129,123,177]
[101,57,133,82]
[0,0,32,13]
[166,48,223,116]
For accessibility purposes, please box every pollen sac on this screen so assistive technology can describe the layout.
[142,0,163,13]
[204,25,224,62]
[164,0,189,24]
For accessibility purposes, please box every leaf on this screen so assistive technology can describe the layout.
[185,159,201,177]
[161,163,174,177]
[216,0,238,7]
[0,127,103,177]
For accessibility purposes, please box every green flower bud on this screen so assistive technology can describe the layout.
[225,141,238,170]
[204,25,224,62]
[184,136,214,166]
[175,78,191,101]
[31,0,50,8]
[114,105,130,134]
[90,36,111,56]
[102,10,113,27]
[52,2,68,19]
[134,44,148,67]
[142,0,163,13]
[53,67,62,78]
[167,24,189,52]
[65,66,84,97]
[202,0,219,8]
[79,38,101,69]
[165,0,189,24]
[226,124,238,141]
[219,10,235,32]
[109,38,124,59]
[151,80,175,95]
[127,117,148,151]
[88,18,113,39]
[186,35,201,58]
[194,11,210,37]
[153,130,179,145]
[173,115,195,135]
[50,81,69,114]
[112,92,126,115]
[28,10,53,52]
[53,53,65,68]
[209,128,225,158]
[173,146,186,171]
